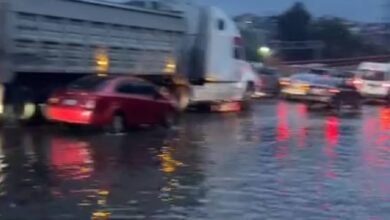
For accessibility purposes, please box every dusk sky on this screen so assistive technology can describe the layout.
[195,0,384,22]
[111,0,385,22]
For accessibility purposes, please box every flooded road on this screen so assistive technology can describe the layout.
[1,100,390,219]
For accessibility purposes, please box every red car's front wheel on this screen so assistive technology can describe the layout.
[162,112,177,128]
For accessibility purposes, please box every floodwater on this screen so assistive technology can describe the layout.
[1,100,390,219]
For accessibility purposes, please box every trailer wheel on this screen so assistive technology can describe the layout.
[14,87,40,123]
[19,101,37,121]
[241,82,255,112]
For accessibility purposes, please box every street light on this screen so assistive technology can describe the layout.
[95,48,109,76]
[258,46,272,58]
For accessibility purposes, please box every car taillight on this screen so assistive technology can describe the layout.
[382,83,390,88]
[353,79,362,84]
[48,97,60,104]
[280,79,290,86]
[83,100,96,109]
[351,79,363,89]
[328,89,340,94]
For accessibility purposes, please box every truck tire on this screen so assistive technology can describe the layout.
[241,82,255,112]
[174,86,190,112]
[19,100,38,121]
[3,86,36,123]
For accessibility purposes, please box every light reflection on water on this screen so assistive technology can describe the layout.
[1,102,390,219]
[50,138,93,180]
[0,135,5,197]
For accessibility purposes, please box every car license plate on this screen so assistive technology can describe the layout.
[284,88,306,95]
[311,88,325,94]
[63,99,77,106]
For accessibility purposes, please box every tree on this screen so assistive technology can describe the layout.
[277,2,311,42]
[310,17,388,58]
[277,2,312,59]
[310,18,360,58]
[275,2,385,60]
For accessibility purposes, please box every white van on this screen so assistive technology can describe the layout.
[355,62,390,100]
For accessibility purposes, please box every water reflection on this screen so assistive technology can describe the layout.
[0,125,206,219]
[324,116,339,158]
[51,138,93,180]
[362,107,390,169]
[296,104,308,149]
[3,102,390,219]
[324,116,339,179]
[276,102,290,159]
[274,102,312,158]
[159,145,185,174]
[0,135,5,197]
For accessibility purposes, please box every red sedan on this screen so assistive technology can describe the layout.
[46,75,178,132]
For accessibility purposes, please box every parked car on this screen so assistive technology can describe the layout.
[304,76,362,110]
[46,75,178,133]
[281,73,317,100]
[254,67,281,97]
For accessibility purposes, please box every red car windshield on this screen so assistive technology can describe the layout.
[68,76,112,91]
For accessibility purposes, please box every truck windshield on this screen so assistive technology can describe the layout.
[361,70,385,81]
[68,76,111,91]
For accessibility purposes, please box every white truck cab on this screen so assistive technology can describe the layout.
[180,5,254,104]
[0,0,252,121]
[355,62,390,100]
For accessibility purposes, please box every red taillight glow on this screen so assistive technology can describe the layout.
[352,79,363,89]
[328,89,340,94]
[82,100,96,109]
[280,79,290,86]
[48,97,60,104]
[353,79,363,85]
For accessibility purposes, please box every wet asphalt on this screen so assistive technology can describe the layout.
[0,100,390,219]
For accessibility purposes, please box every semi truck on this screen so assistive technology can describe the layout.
[0,0,256,121]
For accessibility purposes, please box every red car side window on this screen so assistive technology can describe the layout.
[115,81,158,98]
